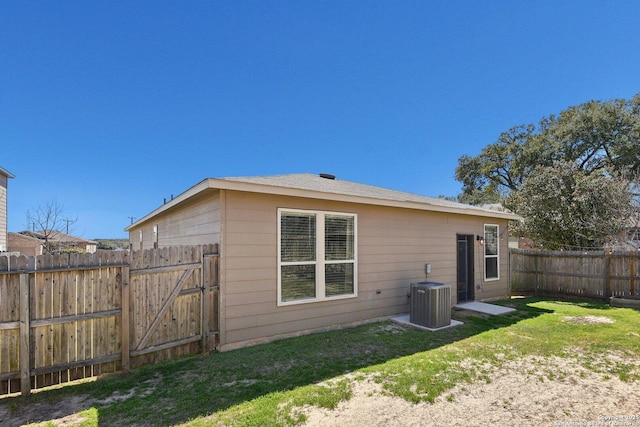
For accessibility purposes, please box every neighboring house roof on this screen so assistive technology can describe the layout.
[127,173,521,231]
[19,230,98,245]
[481,203,509,212]
[0,166,15,179]
[8,231,44,244]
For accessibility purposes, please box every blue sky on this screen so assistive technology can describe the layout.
[2,1,639,238]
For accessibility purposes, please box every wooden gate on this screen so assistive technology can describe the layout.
[126,245,219,369]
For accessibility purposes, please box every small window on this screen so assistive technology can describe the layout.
[153,225,158,249]
[278,209,357,305]
[484,224,499,281]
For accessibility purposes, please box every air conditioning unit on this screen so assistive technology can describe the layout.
[410,282,451,328]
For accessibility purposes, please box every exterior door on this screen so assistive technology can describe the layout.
[457,234,475,303]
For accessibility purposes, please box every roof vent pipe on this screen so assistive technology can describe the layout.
[319,173,336,180]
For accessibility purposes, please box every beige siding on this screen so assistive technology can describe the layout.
[7,233,44,256]
[220,191,511,350]
[128,191,221,250]
[0,175,7,251]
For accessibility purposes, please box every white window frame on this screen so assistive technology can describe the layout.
[484,224,500,281]
[277,208,358,306]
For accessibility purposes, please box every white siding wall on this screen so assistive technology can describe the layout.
[220,191,511,349]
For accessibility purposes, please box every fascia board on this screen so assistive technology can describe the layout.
[0,166,15,178]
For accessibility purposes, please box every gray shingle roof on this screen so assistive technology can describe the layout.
[127,172,520,231]
[221,173,510,216]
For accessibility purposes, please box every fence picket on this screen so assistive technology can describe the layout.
[0,244,219,397]
[511,248,640,299]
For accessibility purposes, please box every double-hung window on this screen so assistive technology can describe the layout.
[484,224,499,281]
[278,209,357,305]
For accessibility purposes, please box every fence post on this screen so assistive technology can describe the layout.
[508,250,512,298]
[534,252,539,296]
[121,266,130,373]
[630,252,636,296]
[201,244,219,353]
[19,273,31,396]
[604,251,611,298]
[200,251,208,353]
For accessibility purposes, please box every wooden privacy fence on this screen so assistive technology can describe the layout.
[510,248,640,299]
[0,244,218,397]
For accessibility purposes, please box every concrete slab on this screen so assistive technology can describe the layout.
[391,314,463,331]
[454,301,515,316]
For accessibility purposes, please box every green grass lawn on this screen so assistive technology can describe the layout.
[3,297,639,427]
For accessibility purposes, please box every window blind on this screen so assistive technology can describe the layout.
[325,214,354,261]
[280,213,316,262]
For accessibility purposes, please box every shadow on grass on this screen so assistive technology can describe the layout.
[0,297,553,426]
[520,293,618,311]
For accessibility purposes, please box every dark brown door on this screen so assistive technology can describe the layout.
[457,234,475,303]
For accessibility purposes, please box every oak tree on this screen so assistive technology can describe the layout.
[456,94,640,249]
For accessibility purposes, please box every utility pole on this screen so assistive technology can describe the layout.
[128,216,136,224]
[63,218,73,234]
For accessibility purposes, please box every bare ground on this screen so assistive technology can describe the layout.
[300,355,640,427]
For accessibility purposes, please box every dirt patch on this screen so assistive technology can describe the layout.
[0,373,163,427]
[300,356,640,427]
[0,395,92,427]
[96,372,162,405]
[369,323,407,334]
[563,315,615,324]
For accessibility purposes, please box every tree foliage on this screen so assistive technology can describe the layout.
[95,239,129,250]
[506,164,635,250]
[456,94,640,249]
[456,124,552,204]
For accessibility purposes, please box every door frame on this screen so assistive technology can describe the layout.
[456,234,475,303]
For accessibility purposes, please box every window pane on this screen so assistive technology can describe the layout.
[325,263,354,296]
[325,215,354,261]
[486,257,498,280]
[281,213,316,262]
[281,264,316,301]
[485,225,498,256]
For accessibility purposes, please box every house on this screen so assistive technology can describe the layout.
[126,173,521,350]
[0,166,15,252]
[627,226,640,249]
[7,232,44,256]
[606,216,640,251]
[10,230,98,255]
